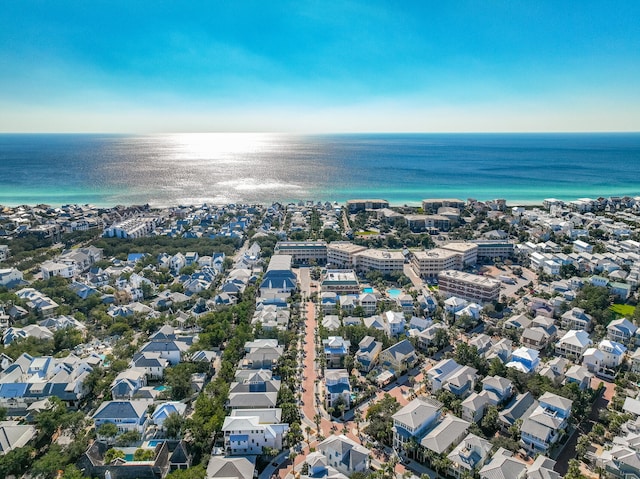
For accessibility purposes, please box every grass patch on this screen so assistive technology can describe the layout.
[610,303,636,317]
[356,230,378,236]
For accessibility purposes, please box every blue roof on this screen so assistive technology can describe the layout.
[327,383,350,394]
[0,383,28,398]
[128,253,146,262]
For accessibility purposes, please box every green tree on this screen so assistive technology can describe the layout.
[116,430,141,446]
[565,459,587,479]
[53,327,84,352]
[62,465,86,479]
[104,448,126,464]
[97,422,118,439]
[481,406,500,437]
[165,464,207,479]
[134,448,156,461]
[364,393,400,445]
[163,412,185,439]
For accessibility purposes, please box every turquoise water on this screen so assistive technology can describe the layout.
[362,287,374,293]
[147,440,164,447]
[1,133,639,207]
[154,385,167,391]
[387,289,403,298]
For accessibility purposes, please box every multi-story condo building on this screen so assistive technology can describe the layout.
[354,249,404,274]
[441,243,478,266]
[346,199,389,213]
[274,241,327,265]
[422,198,465,213]
[411,249,459,278]
[437,270,501,303]
[520,392,572,454]
[472,240,514,259]
[327,243,368,268]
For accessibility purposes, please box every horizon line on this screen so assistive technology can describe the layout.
[1,130,640,135]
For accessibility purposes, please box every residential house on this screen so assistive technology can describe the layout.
[506,347,540,373]
[555,330,592,359]
[479,448,527,479]
[563,365,592,390]
[378,340,418,377]
[111,368,147,399]
[131,352,170,380]
[323,337,351,368]
[392,397,442,454]
[92,400,151,435]
[384,311,406,337]
[0,421,36,454]
[317,434,370,475]
[355,336,382,372]
[152,401,187,429]
[561,307,593,331]
[325,369,351,411]
[607,318,638,345]
[206,456,255,479]
[222,414,289,455]
[420,415,470,461]
[520,392,572,454]
[499,392,537,432]
[447,433,492,479]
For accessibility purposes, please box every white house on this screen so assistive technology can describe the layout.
[222,414,289,455]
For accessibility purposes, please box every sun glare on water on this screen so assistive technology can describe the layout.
[167,133,275,161]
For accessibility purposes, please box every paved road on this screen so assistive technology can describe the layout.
[403,263,424,290]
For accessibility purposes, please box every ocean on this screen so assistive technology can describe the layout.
[0,133,639,207]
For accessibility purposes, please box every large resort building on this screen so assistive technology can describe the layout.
[422,198,466,213]
[274,241,328,265]
[353,249,404,274]
[346,199,389,213]
[327,243,368,268]
[411,243,478,278]
[437,270,501,303]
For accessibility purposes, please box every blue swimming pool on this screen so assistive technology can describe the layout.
[362,287,374,293]
[387,288,402,298]
[154,385,167,391]
[148,440,164,447]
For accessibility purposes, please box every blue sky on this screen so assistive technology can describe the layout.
[1,1,639,132]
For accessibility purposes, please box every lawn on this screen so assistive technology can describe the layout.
[610,303,636,317]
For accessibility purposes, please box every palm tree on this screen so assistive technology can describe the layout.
[305,425,312,446]
[313,414,322,433]
[354,409,363,439]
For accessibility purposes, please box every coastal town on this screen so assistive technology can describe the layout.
[0,195,640,479]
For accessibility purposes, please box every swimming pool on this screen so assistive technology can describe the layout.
[148,440,164,447]
[362,287,374,293]
[154,385,167,391]
[387,288,402,298]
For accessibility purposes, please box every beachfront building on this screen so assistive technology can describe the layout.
[437,270,501,303]
[422,199,466,213]
[346,199,389,213]
[274,240,327,265]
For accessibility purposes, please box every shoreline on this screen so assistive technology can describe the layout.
[1,193,639,211]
